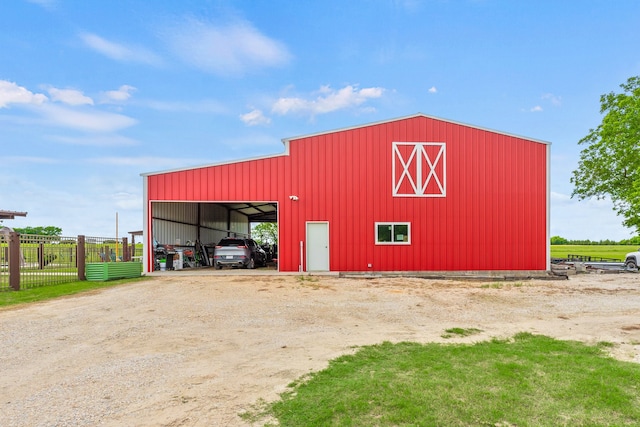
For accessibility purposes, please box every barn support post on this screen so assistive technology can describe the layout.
[8,232,20,291]
[130,239,136,260]
[197,202,202,242]
[77,235,86,281]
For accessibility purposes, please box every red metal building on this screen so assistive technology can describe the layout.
[142,113,550,273]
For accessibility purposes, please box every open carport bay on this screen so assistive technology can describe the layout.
[1,273,640,426]
[151,201,277,271]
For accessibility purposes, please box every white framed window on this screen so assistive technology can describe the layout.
[375,222,411,245]
[392,142,446,197]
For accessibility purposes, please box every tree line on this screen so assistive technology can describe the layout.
[4,226,62,236]
[551,236,640,245]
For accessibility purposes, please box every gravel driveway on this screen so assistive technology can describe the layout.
[1,273,639,426]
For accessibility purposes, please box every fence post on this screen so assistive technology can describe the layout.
[38,243,45,269]
[9,232,20,291]
[77,235,86,281]
[122,237,129,261]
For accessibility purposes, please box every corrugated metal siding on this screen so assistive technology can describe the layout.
[199,204,228,232]
[199,204,231,245]
[152,219,198,246]
[151,202,250,247]
[151,202,199,245]
[146,115,548,272]
[229,210,250,236]
[154,201,199,222]
[284,116,547,272]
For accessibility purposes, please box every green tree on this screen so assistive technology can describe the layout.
[550,236,568,245]
[621,236,640,245]
[571,76,640,234]
[251,222,278,245]
[13,226,62,236]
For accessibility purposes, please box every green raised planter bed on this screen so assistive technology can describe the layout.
[86,262,142,281]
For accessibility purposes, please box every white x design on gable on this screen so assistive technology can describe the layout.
[392,142,446,197]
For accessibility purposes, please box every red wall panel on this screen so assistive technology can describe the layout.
[146,115,549,272]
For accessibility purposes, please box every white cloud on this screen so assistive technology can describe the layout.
[428,86,437,93]
[4,156,58,164]
[114,196,142,211]
[240,109,271,126]
[550,192,634,240]
[0,80,48,108]
[88,156,204,171]
[50,134,138,147]
[542,93,562,106]
[26,0,56,9]
[550,191,571,203]
[47,87,94,106]
[0,172,143,237]
[0,80,138,133]
[143,99,227,114]
[101,85,136,103]
[164,18,291,75]
[40,104,137,132]
[79,32,161,65]
[359,87,383,98]
[272,85,384,116]
[395,0,422,12]
[526,93,561,113]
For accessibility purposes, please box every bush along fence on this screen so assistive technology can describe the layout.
[0,233,142,291]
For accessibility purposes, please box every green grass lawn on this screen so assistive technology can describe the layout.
[249,333,640,426]
[550,245,638,261]
[0,277,150,307]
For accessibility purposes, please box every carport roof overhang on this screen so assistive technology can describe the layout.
[0,210,27,220]
[211,202,277,222]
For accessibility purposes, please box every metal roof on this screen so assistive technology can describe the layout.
[0,210,28,220]
[281,112,553,145]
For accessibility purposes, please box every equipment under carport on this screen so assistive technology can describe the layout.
[154,240,210,270]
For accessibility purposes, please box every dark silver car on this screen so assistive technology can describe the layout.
[213,238,267,269]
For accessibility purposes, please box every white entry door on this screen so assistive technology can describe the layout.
[306,222,329,271]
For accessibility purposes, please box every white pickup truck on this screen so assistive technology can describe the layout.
[625,249,640,270]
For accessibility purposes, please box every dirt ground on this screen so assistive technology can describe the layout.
[1,272,639,426]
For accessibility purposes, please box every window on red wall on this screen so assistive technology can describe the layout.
[375,222,411,245]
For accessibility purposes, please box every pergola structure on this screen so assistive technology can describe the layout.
[128,230,143,245]
[0,210,27,220]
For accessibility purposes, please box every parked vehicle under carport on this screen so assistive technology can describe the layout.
[213,238,266,269]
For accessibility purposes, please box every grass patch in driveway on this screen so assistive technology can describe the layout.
[441,327,483,339]
[254,333,640,426]
[0,277,150,307]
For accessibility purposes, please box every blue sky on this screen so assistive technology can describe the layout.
[1,0,639,240]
